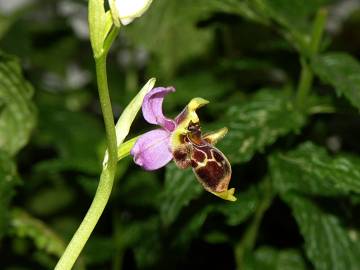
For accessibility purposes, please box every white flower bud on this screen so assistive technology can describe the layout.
[113,0,153,25]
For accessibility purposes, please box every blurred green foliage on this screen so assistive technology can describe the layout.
[1,0,360,269]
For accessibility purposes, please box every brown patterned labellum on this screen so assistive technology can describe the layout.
[173,122,232,193]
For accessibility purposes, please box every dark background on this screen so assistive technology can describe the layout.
[0,0,360,269]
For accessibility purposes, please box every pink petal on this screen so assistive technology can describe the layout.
[130,129,173,170]
[142,87,176,131]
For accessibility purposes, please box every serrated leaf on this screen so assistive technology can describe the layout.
[245,246,306,270]
[284,194,360,270]
[0,52,36,155]
[214,89,306,163]
[209,0,330,53]
[270,142,360,196]
[0,151,19,238]
[312,52,360,110]
[10,208,65,257]
[160,163,202,226]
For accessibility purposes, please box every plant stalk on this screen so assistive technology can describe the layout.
[55,53,118,269]
[296,9,327,109]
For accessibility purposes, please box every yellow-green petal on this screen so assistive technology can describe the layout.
[203,127,228,145]
[211,188,237,202]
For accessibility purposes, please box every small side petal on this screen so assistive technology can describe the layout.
[142,87,176,131]
[203,127,228,145]
[130,129,172,170]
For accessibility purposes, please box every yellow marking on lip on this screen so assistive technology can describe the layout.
[170,97,209,150]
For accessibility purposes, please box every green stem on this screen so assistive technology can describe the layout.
[55,53,118,269]
[296,58,314,109]
[296,9,327,109]
[95,55,118,171]
[235,178,273,269]
[103,27,120,56]
[55,169,114,270]
[309,9,328,57]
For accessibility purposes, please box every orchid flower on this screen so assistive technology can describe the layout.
[131,87,236,201]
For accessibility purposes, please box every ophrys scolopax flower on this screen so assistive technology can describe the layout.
[131,87,236,201]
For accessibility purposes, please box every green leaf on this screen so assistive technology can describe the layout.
[270,142,360,196]
[245,246,306,270]
[258,0,327,33]
[312,52,360,110]
[165,71,232,110]
[284,194,360,270]
[127,0,213,79]
[0,151,19,238]
[10,208,65,257]
[35,108,104,175]
[214,89,306,163]
[174,186,260,247]
[118,170,161,207]
[160,163,203,226]
[0,52,36,155]
[259,0,330,54]
[209,0,330,53]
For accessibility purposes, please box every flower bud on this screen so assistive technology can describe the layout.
[110,0,153,26]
